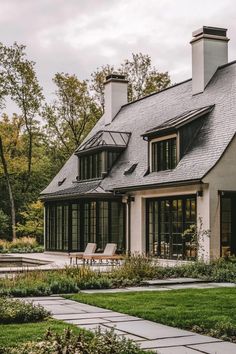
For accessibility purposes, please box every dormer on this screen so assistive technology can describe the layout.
[142,105,214,173]
[75,130,131,181]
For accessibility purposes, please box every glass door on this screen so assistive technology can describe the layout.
[221,195,236,257]
[146,196,196,259]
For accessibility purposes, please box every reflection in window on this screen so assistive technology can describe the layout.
[147,196,196,260]
[45,200,125,253]
[151,138,177,171]
[221,198,232,257]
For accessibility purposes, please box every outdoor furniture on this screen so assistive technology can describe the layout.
[69,243,96,265]
[83,243,123,265]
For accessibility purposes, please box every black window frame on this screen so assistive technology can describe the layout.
[151,137,177,172]
[146,195,197,260]
[78,149,121,181]
[45,199,126,253]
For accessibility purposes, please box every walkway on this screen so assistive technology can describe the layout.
[26,295,236,354]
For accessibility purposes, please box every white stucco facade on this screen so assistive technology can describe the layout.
[127,135,236,262]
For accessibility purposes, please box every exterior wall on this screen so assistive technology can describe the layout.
[203,135,236,259]
[191,35,228,94]
[129,183,211,260]
[104,80,128,125]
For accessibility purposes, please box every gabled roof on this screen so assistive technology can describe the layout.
[41,61,236,199]
[142,105,214,138]
[76,130,130,155]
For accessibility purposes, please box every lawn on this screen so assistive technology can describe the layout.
[68,287,236,340]
[0,319,81,348]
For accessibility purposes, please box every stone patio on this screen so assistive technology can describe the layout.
[24,296,236,354]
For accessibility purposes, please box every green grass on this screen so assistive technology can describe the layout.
[0,319,81,348]
[68,288,236,339]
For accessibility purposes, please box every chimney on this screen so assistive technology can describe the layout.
[191,26,229,95]
[104,73,128,125]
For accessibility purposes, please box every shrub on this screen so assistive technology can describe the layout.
[5,327,151,354]
[0,297,50,324]
[0,237,43,253]
[111,254,157,281]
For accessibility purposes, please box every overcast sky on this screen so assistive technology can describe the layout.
[1,0,236,114]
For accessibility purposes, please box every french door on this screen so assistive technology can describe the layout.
[146,196,196,260]
[221,194,236,257]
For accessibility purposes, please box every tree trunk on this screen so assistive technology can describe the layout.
[0,135,16,240]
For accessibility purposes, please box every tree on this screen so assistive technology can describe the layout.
[0,135,17,239]
[0,114,54,241]
[90,64,114,113]
[16,200,44,243]
[0,209,8,237]
[90,53,171,107]
[121,53,170,101]
[0,42,44,192]
[44,73,101,157]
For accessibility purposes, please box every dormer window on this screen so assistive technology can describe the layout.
[75,130,131,181]
[79,152,103,180]
[142,105,214,174]
[151,135,177,172]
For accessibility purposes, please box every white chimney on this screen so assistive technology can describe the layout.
[104,73,128,125]
[191,26,229,95]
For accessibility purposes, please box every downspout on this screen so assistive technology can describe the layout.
[127,197,131,255]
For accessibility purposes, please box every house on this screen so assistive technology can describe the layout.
[41,26,236,262]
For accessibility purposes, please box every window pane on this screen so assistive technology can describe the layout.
[98,201,109,250]
[110,202,125,252]
[72,204,80,251]
[147,196,196,260]
[151,138,177,172]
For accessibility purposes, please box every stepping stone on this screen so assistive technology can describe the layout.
[143,278,205,285]
[64,318,110,325]
[151,346,202,353]
[120,333,145,341]
[188,341,236,353]
[138,334,221,349]
[104,320,192,340]
[54,311,124,320]
[125,287,171,292]
[105,315,141,322]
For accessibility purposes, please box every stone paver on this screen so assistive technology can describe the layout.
[26,296,236,354]
[153,347,201,354]
[104,320,192,340]
[81,282,236,293]
[138,334,221,349]
[188,341,236,353]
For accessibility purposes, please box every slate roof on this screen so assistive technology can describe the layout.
[76,130,131,154]
[41,61,236,199]
[143,105,214,138]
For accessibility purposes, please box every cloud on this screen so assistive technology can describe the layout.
[0,0,236,113]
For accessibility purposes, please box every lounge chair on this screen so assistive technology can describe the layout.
[83,243,123,265]
[69,243,96,265]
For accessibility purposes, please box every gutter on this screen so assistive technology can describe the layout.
[112,179,203,193]
[39,192,114,202]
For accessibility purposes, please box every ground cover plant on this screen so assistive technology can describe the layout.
[1,255,236,296]
[0,237,43,253]
[68,287,236,343]
[2,327,151,354]
[0,297,49,324]
[0,320,82,349]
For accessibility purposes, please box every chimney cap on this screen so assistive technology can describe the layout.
[105,72,128,84]
[192,26,228,38]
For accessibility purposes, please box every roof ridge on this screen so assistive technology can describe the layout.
[121,78,192,108]
[218,59,236,70]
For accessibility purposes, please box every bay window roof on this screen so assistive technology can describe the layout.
[142,105,214,139]
[76,130,131,155]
